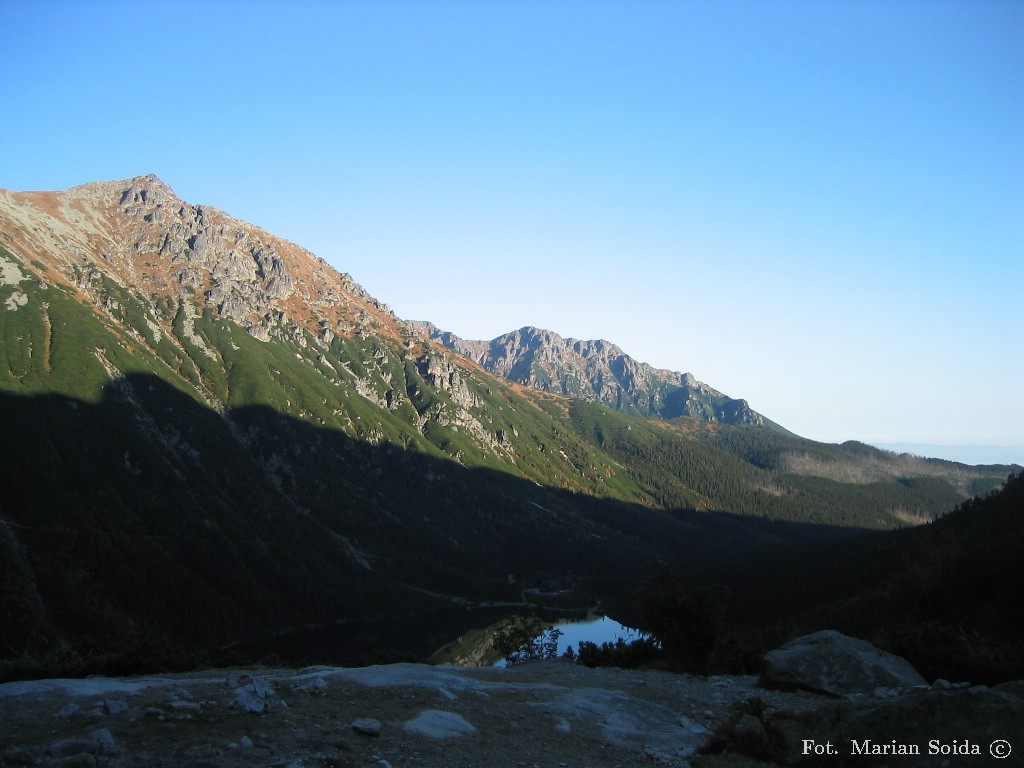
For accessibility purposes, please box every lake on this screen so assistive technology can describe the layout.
[493,612,647,667]
[220,607,645,669]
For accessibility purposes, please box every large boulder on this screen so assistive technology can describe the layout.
[760,630,927,697]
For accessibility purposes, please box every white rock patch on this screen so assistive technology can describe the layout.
[0,252,25,286]
[4,290,27,311]
[403,709,477,739]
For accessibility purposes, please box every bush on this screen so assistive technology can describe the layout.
[888,621,1024,686]
[571,637,661,669]
[491,614,562,665]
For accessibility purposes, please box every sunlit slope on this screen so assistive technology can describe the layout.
[0,176,1014,670]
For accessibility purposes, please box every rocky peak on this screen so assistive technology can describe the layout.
[0,176,407,348]
[413,322,769,428]
[115,174,177,210]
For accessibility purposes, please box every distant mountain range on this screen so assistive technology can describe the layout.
[408,322,786,430]
[871,443,1024,467]
[0,175,1016,675]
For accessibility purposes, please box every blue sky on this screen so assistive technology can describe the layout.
[3,1,1022,462]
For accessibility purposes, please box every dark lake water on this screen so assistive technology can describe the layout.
[219,606,520,667]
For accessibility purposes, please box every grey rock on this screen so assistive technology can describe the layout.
[403,709,477,739]
[247,322,271,341]
[234,674,286,714]
[352,717,382,736]
[266,274,295,299]
[293,674,328,695]
[760,629,927,696]
[88,728,118,755]
[177,267,204,288]
[416,354,481,409]
[412,322,766,426]
[236,688,270,714]
[219,295,253,324]
[102,699,128,715]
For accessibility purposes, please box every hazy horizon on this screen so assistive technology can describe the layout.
[869,442,1023,469]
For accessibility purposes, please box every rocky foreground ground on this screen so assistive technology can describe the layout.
[0,661,796,768]
[1,632,1021,768]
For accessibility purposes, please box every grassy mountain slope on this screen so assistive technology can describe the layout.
[0,176,1015,675]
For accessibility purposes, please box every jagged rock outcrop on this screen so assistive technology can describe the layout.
[409,322,770,427]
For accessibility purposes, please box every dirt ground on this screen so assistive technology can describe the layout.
[0,661,836,768]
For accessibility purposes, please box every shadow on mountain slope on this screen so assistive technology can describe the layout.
[0,375,888,675]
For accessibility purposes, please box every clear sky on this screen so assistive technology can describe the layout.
[3,1,1022,463]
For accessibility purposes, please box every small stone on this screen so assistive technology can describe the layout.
[102,699,128,715]
[89,728,118,755]
[239,735,254,749]
[933,678,952,690]
[352,717,382,736]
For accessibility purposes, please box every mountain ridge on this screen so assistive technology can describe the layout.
[2,173,778,433]
[409,321,784,430]
[1,174,1016,674]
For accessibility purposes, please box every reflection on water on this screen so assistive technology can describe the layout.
[226,606,646,670]
[549,613,646,655]
[493,612,645,667]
